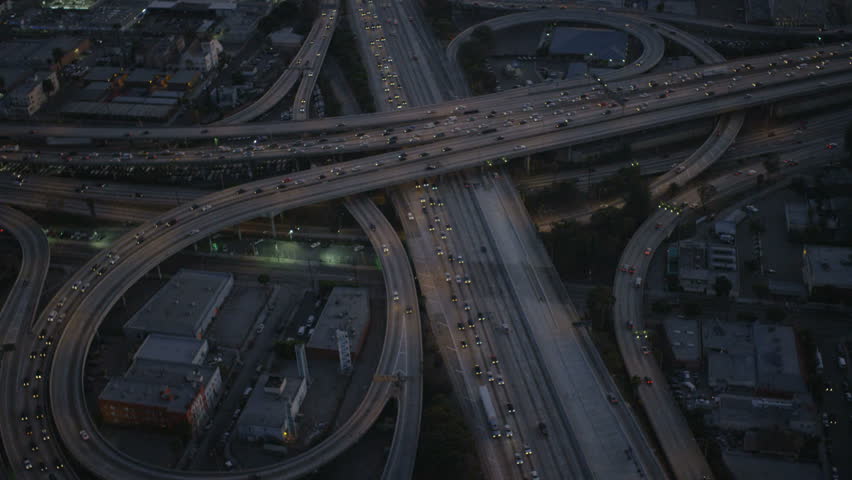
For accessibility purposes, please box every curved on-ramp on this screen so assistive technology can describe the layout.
[0,205,49,347]
[447,8,666,85]
[344,196,422,480]
[214,2,339,125]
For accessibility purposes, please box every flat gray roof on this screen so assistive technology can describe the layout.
[723,451,819,480]
[239,368,303,429]
[753,324,806,393]
[714,393,815,431]
[100,359,218,413]
[663,317,700,363]
[803,245,852,290]
[123,269,232,337]
[707,352,756,389]
[307,287,370,355]
[134,334,207,365]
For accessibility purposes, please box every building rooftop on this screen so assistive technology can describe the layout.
[714,393,817,431]
[678,240,709,283]
[803,245,852,290]
[714,220,737,238]
[784,202,809,231]
[61,101,175,120]
[547,27,628,63]
[707,352,756,390]
[99,360,217,413]
[753,324,806,394]
[238,367,304,433]
[123,269,233,337]
[307,287,370,354]
[723,451,820,479]
[662,317,700,364]
[702,318,753,356]
[134,334,207,365]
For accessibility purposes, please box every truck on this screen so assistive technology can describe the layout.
[815,349,824,374]
[634,277,643,288]
[479,385,501,438]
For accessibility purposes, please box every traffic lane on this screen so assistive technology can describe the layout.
[11,41,848,140]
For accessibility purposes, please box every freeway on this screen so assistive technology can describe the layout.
[0,206,50,348]
[0,43,848,144]
[3,36,852,480]
[291,4,340,121]
[344,196,422,480]
[215,2,339,125]
[2,43,849,172]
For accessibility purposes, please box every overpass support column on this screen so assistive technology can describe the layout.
[269,212,277,238]
[525,155,532,175]
[156,265,162,280]
[236,224,242,240]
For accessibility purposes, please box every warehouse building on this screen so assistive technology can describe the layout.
[123,269,233,340]
[306,287,370,360]
[236,367,307,443]
[98,359,222,432]
[802,245,852,297]
[134,334,209,366]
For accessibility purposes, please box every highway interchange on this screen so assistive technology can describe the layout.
[1,4,852,480]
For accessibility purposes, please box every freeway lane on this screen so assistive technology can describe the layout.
[0,206,50,348]
[0,43,848,144]
[344,196,422,480]
[215,2,339,125]
[291,3,340,121]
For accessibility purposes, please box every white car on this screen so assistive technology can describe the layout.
[514,145,526,150]
[80,430,90,441]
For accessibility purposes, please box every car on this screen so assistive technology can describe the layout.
[473,364,482,376]
[513,145,526,150]
[450,295,458,303]
[463,303,471,311]
[80,429,90,441]
[460,340,469,349]
[644,248,652,255]
[30,442,39,452]
[467,318,476,329]
[41,429,50,441]
[39,349,47,358]
[644,376,654,384]
[55,459,65,470]
[28,351,36,360]
[524,445,533,455]
[22,377,30,387]
[607,393,619,404]
[23,459,33,470]
[506,403,515,414]
[24,424,33,436]
[464,277,472,285]
[34,409,44,420]
[514,452,524,465]
[392,290,399,302]
[34,370,42,380]
[457,322,465,331]
[32,390,40,399]
[405,306,414,315]
[37,329,46,340]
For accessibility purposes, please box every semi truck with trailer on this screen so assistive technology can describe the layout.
[479,385,501,439]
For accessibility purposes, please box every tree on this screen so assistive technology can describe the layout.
[41,79,54,95]
[766,306,787,323]
[51,47,65,66]
[586,286,615,330]
[683,302,702,316]
[698,183,717,210]
[257,273,270,285]
[713,275,732,297]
